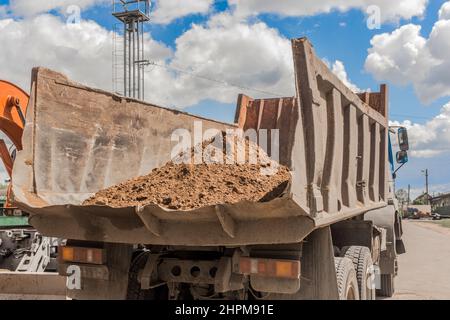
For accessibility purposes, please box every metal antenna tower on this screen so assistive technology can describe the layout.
[113,0,151,100]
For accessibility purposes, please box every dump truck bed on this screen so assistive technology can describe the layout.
[12,68,314,246]
[12,38,390,246]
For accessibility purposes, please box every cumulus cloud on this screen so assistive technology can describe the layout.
[331,60,362,93]
[0,11,291,111]
[365,2,450,104]
[147,15,364,107]
[228,0,428,22]
[439,1,450,20]
[0,10,295,109]
[151,0,213,24]
[145,13,296,107]
[365,24,433,85]
[390,102,450,158]
[0,8,365,111]
[0,14,170,94]
[147,14,365,107]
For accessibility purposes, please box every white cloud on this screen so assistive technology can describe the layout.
[8,0,108,17]
[365,2,450,104]
[439,1,450,20]
[390,102,450,158]
[0,14,170,94]
[0,8,367,111]
[365,24,432,85]
[0,10,294,112]
[0,10,295,110]
[145,13,296,107]
[146,14,364,108]
[331,60,362,93]
[228,0,428,22]
[151,0,213,24]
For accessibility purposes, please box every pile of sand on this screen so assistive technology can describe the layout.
[83,134,291,210]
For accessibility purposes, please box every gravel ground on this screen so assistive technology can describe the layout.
[387,220,450,300]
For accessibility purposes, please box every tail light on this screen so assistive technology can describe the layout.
[238,257,300,279]
[59,246,106,265]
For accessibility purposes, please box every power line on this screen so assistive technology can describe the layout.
[390,113,449,121]
[142,62,445,120]
[390,114,430,120]
[145,61,292,98]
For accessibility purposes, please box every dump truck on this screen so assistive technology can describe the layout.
[11,37,408,300]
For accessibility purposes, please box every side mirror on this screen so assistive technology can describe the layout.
[398,127,409,151]
[396,150,409,164]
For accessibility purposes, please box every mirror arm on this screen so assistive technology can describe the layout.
[393,162,406,177]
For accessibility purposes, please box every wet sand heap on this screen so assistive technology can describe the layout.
[83,133,291,210]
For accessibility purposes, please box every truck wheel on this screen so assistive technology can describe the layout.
[341,246,376,300]
[334,257,360,300]
[378,274,395,297]
[126,251,155,300]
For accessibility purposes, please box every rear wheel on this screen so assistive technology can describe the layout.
[341,246,376,300]
[334,257,360,300]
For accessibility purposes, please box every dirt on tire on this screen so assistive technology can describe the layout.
[83,133,291,210]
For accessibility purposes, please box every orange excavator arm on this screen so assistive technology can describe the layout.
[0,80,29,151]
[0,80,29,208]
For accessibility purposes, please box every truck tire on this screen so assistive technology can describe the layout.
[334,257,360,300]
[378,274,395,297]
[341,246,376,300]
[126,251,155,300]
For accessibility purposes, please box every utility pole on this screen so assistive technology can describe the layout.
[407,184,410,207]
[422,169,429,204]
[112,0,151,100]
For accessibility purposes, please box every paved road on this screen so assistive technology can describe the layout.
[390,220,450,300]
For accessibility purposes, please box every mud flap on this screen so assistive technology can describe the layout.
[365,206,401,275]
[270,226,339,300]
[61,243,133,300]
[396,239,406,255]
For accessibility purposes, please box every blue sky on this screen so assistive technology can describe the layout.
[80,0,447,121]
[1,0,450,198]
[80,0,448,125]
